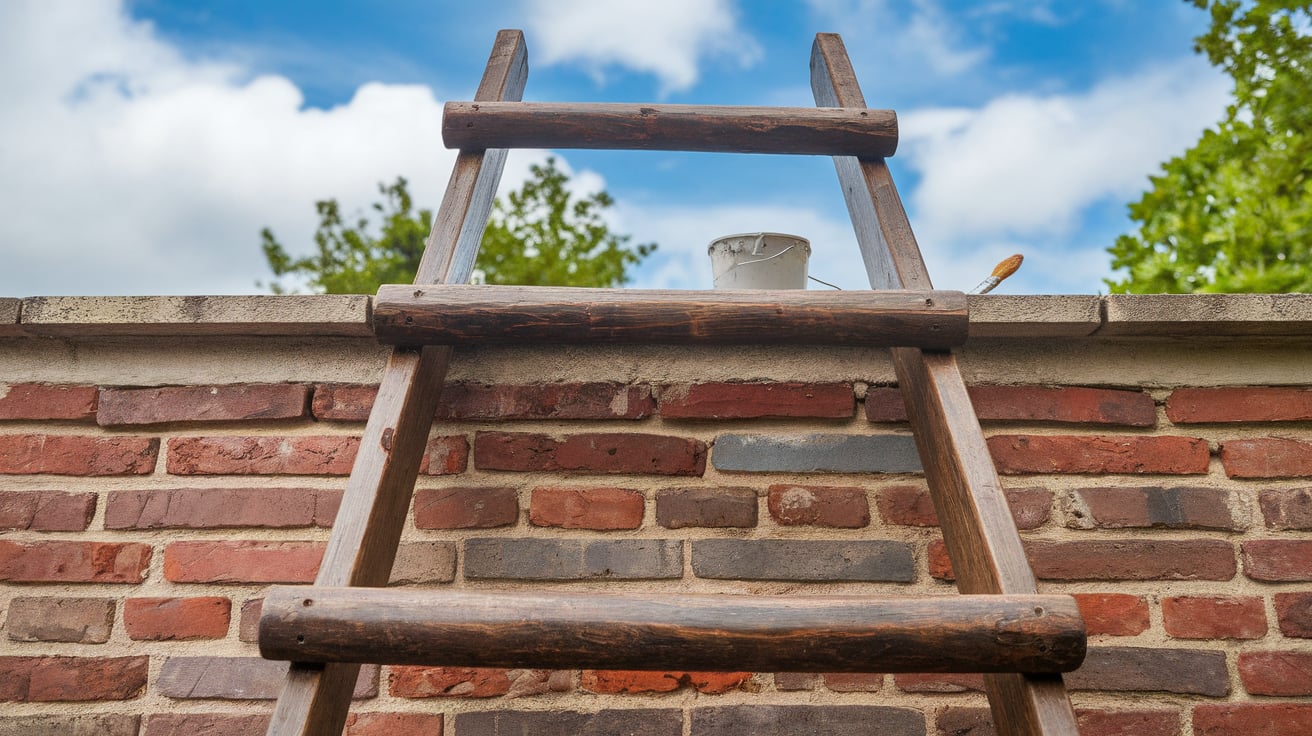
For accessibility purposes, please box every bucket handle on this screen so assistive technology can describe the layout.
[712,243,800,284]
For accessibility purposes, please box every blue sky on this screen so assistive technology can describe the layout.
[0,1,1228,295]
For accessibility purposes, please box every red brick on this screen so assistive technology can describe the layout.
[1259,488,1312,529]
[0,434,158,475]
[655,487,758,528]
[1029,540,1235,581]
[877,484,1049,529]
[1193,704,1312,736]
[166,435,358,475]
[1075,709,1181,736]
[1238,651,1312,696]
[867,385,1156,426]
[311,383,378,421]
[105,487,340,529]
[440,382,655,420]
[581,670,680,694]
[1222,438,1312,478]
[0,490,95,531]
[124,597,230,640]
[0,383,97,421]
[988,435,1209,475]
[686,672,753,694]
[1243,540,1312,581]
[164,540,323,583]
[768,484,869,527]
[345,712,445,736]
[0,541,151,583]
[660,382,852,419]
[530,486,644,529]
[1068,486,1241,531]
[894,672,985,693]
[313,382,655,422]
[1074,593,1150,636]
[822,673,884,692]
[0,656,147,701]
[6,597,115,643]
[390,667,511,698]
[579,670,752,694]
[420,435,469,475]
[927,539,1235,581]
[142,714,271,736]
[1168,386,1312,423]
[1162,596,1266,639]
[1275,592,1312,638]
[96,383,308,426]
[475,431,706,476]
[414,486,518,529]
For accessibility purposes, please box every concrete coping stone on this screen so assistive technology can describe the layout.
[3,292,1312,339]
[0,297,21,337]
[14,295,372,338]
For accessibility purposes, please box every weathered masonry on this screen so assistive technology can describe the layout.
[1,292,1310,735]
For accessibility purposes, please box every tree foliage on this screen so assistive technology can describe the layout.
[261,158,656,293]
[1107,0,1312,293]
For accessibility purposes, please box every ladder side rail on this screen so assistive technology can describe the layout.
[810,32,1080,736]
[442,102,898,157]
[265,29,529,736]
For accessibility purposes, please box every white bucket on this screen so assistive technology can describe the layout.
[708,232,811,289]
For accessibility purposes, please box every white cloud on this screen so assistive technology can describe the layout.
[898,58,1230,244]
[523,0,760,94]
[805,0,990,78]
[0,0,482,296]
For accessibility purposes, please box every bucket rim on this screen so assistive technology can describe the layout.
[707,232,812,256]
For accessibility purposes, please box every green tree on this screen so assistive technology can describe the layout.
[1107,0,1312,293]
[261,157,656,293]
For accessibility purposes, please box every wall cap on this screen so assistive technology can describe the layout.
[5,293,1312,339]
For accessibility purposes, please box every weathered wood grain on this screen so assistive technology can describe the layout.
[265,29,528,736]
[812,32,1081,736]
[373,285,968,347]
[260,587,1085,673]
[443,101,898,156]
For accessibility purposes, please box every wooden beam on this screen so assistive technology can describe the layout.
[443,102,898,157]
[373,285,968,347]
[260,587,1085,674]
[811,32,1082,736]
[264,29,528,736]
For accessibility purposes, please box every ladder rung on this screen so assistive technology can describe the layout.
[259,587,1085,674]
[372,285,968,347]
[442,102,898,157]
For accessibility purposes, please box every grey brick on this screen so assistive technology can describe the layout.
[464,538,682,580]
[6,597,115,643]
[712,433,922,473]
[656,487,758,528]
[156,656,377,699]
[692,539,915,582]
[0,715,139,736]
[692,705,924,736]
[1067,646,1229,696]
[456,709,682,736]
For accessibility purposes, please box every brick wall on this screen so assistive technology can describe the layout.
[2,298,1311,736]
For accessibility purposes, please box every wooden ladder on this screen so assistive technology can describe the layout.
[261,29,1084,736]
